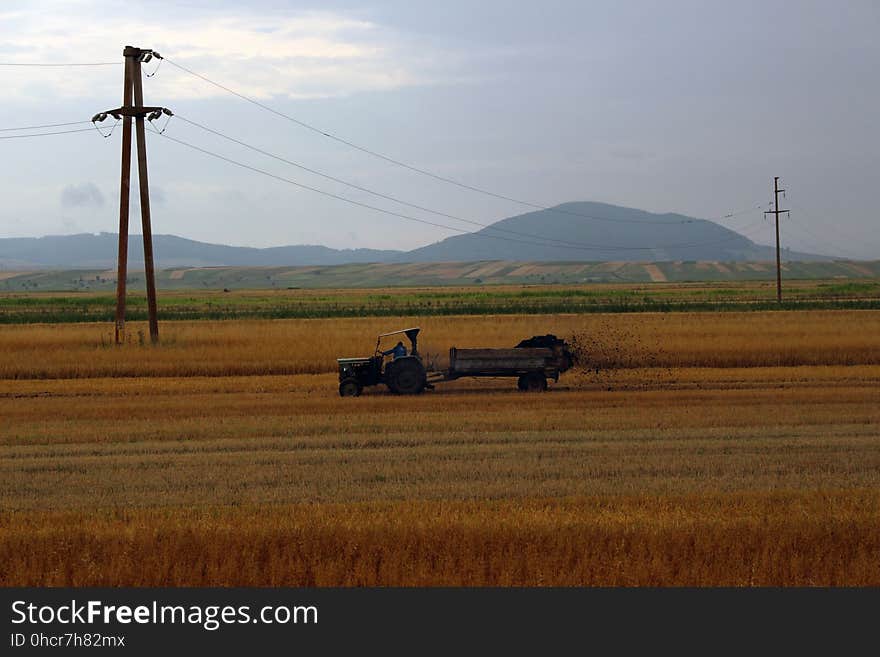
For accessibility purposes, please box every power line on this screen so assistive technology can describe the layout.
[171,114,766,251]
[723,216,772,241]
[717,203,772,223]
[0,61,118,67]
[171,114,724,250]
[153,131,618,252]
[162,55,731,228]
[784,213,863,261]
[0,127,105,140]
[0,120,93,132]
[151,129,767,253]
[786,203,871,260]
[0,57,771,240]
[172,114,592,248]
[782,221,835,256]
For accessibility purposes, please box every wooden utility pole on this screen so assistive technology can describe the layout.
[114,53,134,344]
[94,46,171,344]
[131,51,160,343]
[765,176,789,303]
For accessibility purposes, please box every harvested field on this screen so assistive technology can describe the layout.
[3,492,877,587]
[0,311,879,379]
[4,262,880,291]
[1,309,879,586]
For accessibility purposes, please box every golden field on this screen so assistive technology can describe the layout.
[1,310,879,585]
[3,493,878,586]
[1,310,879,379]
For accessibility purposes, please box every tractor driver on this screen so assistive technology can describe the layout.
[383,341,407,360]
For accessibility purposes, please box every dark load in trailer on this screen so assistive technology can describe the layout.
[337,329,573,396]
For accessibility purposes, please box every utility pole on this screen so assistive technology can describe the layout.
[93,46,171,344]
[764,176,789,303]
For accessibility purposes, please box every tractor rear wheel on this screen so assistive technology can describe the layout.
[518,372,547,392]
[388,358,426,395]
[339,378,362,397]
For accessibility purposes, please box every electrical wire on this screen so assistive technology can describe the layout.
[145,57,163,78]
[763,182,869,259]
[781,223,832,257]
[0,120,93,132]
[722,216,772,241]
[152,131,619,251]
[163,55,742,228]
[785,214,864,261]
[717,203,772,223]
[92,119,121,139]
[2,58,857,260]
[147,113,173,134]
[0,57,772,245]
[151,129,768,253]
[171,114,729,250]
[0,61,118,66]
[785,203,870,260]
[0,127,106,140]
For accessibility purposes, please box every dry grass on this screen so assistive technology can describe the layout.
[2,493,877,586]
[1,310,879,586]
[0,310,879,379]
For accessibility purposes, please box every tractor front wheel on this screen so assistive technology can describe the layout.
[339,378,362,397]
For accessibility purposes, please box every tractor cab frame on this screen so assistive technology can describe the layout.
[374,327,421,359]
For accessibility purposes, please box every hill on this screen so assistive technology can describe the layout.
[0,202,830,270]
[403,202,821,262]
[0,233,400,270]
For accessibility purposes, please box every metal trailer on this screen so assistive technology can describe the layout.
[337,328,573,396]
[432,345,570,392]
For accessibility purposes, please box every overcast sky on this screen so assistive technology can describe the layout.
[1,0,877,258]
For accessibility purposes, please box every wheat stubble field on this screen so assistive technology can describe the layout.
[1,309,879,585]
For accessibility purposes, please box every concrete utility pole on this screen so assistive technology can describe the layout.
[765,176,790,303]
[93,46,172,344]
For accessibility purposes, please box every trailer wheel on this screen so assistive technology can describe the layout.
[518,373,547,392]
[339,378,362,397]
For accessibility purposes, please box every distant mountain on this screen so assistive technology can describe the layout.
[0,202,829,270]
[0,233,401,269]
[402,202,824,262]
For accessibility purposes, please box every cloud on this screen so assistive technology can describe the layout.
[60,182,104,208]
[0,3,456,102]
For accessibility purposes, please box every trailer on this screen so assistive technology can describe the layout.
[337,328,573,396]
[434,344,570,391]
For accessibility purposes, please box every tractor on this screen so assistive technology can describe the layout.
[337,328,428,397]
[337,328,575,397]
